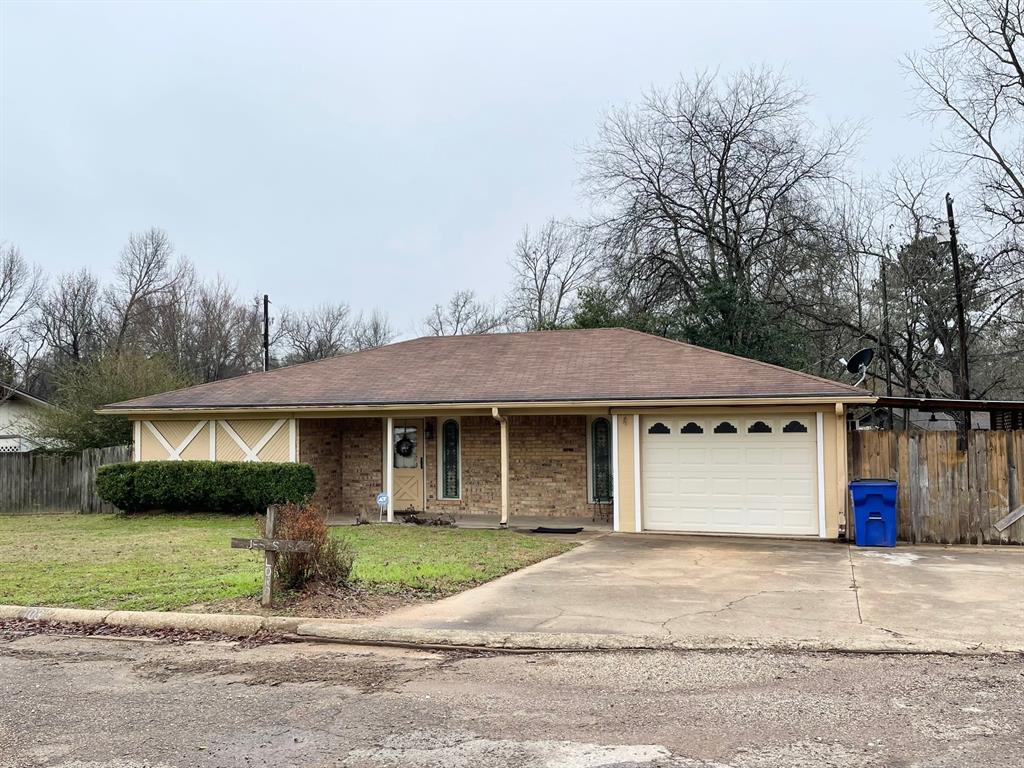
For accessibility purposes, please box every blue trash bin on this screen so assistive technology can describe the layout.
[849,479,898,547]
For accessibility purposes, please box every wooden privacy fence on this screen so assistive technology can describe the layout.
[848,430,1024,544]
[0,445,131,515]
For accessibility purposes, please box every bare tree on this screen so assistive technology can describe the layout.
[786,160,1024,401]
[144,259,198,370]
[350,308,395,350]
[0,244,44,342]
[0,244,45,391]
[907,0,1024,231]
[36,268,102,364]
[424,290,506,335]
[508,219,596,330]
[277,303,353,363]
[104,228,189,355]
[189,279,263,381]
[582,67,856,362]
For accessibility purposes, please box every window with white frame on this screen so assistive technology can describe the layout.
[588,417,613,503]
[438,418,461,499]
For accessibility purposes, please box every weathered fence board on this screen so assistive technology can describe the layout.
[848,430,1024,544]
[0,446,131,515]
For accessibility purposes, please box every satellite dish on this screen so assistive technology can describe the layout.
[842,347,875,387]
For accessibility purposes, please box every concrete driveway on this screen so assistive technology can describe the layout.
[376,534,1024,652]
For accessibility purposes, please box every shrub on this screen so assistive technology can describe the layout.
[266,503,354,589]
[96,461,316,514]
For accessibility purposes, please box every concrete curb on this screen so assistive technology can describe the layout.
[19,607,111,626]
[104,610,266,637]
[293,621,1024,657]
[1,604,265,637]
[3,605,1021,655]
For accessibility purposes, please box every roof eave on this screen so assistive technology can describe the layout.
[97,393,876,417]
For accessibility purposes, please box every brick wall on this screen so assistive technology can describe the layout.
[300,414,606,520]
[340,418,384,518]
[509,415,596,519]
[297,418,344,514]
[298,417,382,519]
[424,414,603,519]
[424,415,501,514]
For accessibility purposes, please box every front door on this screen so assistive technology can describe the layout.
[392,419,424,511]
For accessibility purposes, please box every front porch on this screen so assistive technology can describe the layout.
[299,413,615,527]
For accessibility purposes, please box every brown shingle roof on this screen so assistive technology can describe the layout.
[104,328,870,411]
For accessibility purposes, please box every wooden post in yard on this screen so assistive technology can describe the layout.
[230,504,312,609]
[262,504,277,608]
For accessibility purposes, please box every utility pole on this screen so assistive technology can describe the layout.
[945,194,970,450]
[945,194,970,403]
[879,251,894,429]
[263,294,270,373]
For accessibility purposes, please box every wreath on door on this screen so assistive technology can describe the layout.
[395,437,415,457]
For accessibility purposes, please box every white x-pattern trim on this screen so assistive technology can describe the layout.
[218,419,287,462]
[143,420,208,461]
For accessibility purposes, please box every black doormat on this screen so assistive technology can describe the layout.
[530,526,584,534]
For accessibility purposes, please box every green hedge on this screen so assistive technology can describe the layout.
[96,461,317,514]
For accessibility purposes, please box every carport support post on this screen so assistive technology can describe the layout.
[492,407,509,528]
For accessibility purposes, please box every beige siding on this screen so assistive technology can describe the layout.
[180,423,210,460]
[816,404,848,538]
[230,419,277,448]
[215,423,246,461]
[257,426,291,462]
[133,418,296,463]
[138,423,174,460]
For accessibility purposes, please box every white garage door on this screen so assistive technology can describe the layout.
[641,414,820,536]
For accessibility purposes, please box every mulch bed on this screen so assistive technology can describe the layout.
[0,618,293,648]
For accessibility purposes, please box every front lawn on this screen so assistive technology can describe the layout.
[0,514,577,612]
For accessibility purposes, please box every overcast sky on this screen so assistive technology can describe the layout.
[1,1,939,338]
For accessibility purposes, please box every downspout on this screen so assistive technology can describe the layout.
[492,407,509,528]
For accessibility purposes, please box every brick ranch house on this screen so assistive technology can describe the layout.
[100,329,874,537]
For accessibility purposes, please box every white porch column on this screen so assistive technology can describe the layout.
[611,413,620,532]
[633,413,642,533]
[384,416,394,522]
[816,411,827,539]
[492,407,509,528]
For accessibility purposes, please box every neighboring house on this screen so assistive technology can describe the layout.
[0,383,48,453]
[99,329,874,538]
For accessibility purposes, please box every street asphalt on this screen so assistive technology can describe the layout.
[1,632,1021,767]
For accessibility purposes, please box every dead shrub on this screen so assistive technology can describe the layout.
[262,503,355,590]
